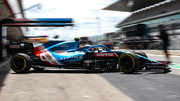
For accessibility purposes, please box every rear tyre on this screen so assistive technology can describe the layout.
[118,52,140,73]
[10,53,32,73]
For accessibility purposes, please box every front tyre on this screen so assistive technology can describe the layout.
[134,51,147,58]
[118,52,140,73]
[10,53,32,73]
[134,51,147,70]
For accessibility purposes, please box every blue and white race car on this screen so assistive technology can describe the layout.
[6,39,170,73]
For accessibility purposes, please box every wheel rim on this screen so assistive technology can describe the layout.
[11,56,26,72]
[119,54,135,72]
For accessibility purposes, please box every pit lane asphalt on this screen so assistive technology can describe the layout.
[0,59,10,91]
[1,55,180,101]
[99,54,180,101]
[99,69,180,101]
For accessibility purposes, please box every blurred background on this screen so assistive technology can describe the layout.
[1,0,180,60]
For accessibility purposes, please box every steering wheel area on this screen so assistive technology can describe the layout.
[88,47,106,53]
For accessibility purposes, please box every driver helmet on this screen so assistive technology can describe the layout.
[74,37,80,41]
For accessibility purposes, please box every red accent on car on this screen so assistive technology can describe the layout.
[33,45,45,53]
[94,53,118,57]
[158,61,167,65]
[45,53,52,60]
[35,50,52,65]
[42,55,46,59]
[9,45,20,48]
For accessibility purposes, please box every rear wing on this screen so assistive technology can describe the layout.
[5,42,34,55]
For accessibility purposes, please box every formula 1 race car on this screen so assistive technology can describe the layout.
[6,40,170,73]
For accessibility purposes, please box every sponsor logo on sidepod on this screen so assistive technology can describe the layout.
[94,53,118,57]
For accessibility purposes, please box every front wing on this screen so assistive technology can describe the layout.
[145,61,171,70]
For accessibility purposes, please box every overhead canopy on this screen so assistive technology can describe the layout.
[0,0,26,41]
[1,18,74,27]
[103,0,165,12]
[116,0,180,27]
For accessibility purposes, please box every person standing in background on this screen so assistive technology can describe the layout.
[158,25,171,63]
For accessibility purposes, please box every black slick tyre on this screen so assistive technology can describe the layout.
[134,51,147,58]
[134,51,147,70]
[10,53,32,73]
[118,52,140,73]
